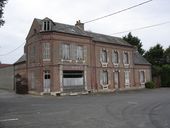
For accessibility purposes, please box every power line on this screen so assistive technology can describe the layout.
[0,42,25,56]
[84,0,153,24]
[111,21,170,35]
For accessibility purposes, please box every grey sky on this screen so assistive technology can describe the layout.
[0,0,170,64]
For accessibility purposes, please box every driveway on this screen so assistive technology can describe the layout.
[0,89,170,128]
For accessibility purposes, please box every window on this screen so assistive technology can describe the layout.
[123,52,129,64]
[62,44,70,60]
[42,20,51,31]
[42,43,50,60]
[76,46,83,60]
[125,71,130,85]
[112,51,119,64]
[101,49,107,62]
[140,71,145,83]
[101,70,108,85]
[31,72,35,89]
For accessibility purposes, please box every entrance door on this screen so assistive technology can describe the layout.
[114,71,119,89]
[43,70,51,93]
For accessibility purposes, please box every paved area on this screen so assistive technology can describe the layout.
[0,89,170,128]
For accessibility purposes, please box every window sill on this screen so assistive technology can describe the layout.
[61,59,72,63]
[43,59,50,61]
[101,62,108,67]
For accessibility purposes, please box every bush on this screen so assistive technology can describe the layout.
[145,81,156,89]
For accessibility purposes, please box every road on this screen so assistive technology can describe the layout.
[0,89,170,128]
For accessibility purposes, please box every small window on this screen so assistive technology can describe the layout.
[62,44,70,60]
[112,51,119,64]
[44,71,50,79]
[42,20,51,31]
[123,52,129,64]
[101,49,107,63]
[42,43,50,60]
[76,45,83,60]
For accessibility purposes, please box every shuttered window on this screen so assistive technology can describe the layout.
[100,70,108,85]
[123,52,129,64]
[140,71,145,83]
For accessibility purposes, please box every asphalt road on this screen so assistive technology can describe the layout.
[0,89,170,128]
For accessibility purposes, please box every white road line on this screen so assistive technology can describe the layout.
[0,118,18,122]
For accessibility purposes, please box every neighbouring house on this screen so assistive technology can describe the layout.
[0,64,14,90]
[14,17,151,95]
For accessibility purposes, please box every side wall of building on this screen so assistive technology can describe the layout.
[0,66,14,90]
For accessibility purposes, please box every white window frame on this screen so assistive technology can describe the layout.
[42,43,50,61]
[101,49,107,63]
[112,50,119,65]
[124,70,130,87]
[139,70,146,84]
[101,70,108,85]
[42,20,51,31]
[62,44,70,60]
[76,45,83,60]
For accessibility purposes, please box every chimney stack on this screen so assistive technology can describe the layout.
[75,20,84,30]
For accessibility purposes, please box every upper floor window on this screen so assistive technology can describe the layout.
[76,45,83,60]
[123,52,129,64]
[112,51,119,64]
[62,44,70,60]
[101,49,107,63]
[42,20,51,31]
[42,43,50,60]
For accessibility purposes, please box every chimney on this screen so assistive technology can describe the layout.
[75,20,84,30]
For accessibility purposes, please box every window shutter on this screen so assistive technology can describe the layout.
[100,49,102,62]
[59,43,62,59]
[107,50,109,62]
[70,44,74,60]
[100,70,103,85]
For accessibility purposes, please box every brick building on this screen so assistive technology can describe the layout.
[15,17,151,95]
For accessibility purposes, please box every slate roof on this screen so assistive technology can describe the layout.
[134,51,151,65]
[36,18,132,47]
[14,54,26,64]
[86,32,132,46]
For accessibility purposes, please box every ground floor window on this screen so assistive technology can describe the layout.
[114,71,119,88]
[125,70,130,86]
[62,70,84,91]
[100,70,108,85]
[140,71,145,84]
[31,72,35,89]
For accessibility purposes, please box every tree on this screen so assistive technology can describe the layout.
[164,46,170,64]
[122,32,145,55]
[144,44,164,66]
[0,0,7,27]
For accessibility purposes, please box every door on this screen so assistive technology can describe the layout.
[43,70,51,93]
[114,71,119,89]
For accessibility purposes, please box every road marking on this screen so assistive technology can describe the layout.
[0,118,18,122]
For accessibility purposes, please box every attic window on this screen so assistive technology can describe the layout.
[42,20,51,31]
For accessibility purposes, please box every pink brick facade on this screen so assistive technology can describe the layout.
[15,18,151,95]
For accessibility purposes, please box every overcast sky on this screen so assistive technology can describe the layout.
[0,0,170,64]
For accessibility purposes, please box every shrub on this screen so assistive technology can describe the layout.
[145,81,155,89]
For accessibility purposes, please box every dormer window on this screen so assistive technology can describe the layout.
[42,20,51,31]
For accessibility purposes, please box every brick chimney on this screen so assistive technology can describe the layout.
[75,20,84,30]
